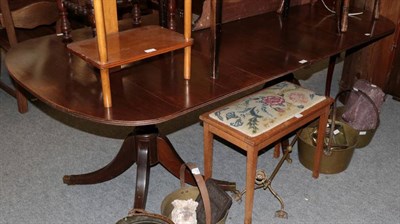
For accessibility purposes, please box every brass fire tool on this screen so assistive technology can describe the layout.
[232,133,300,219]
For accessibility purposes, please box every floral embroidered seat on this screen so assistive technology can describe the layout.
[200,81,334,223]
[209,81,326,137]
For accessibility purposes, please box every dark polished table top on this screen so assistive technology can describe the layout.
[5,3,395,126]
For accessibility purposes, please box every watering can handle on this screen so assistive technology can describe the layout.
[179,163,212,224]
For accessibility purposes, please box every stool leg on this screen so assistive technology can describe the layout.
[245,150,258,224]
[312,107,330,178]
[203,123,214,179]
[273,143,281,158]
[274,140,290,159]
[16,86,28,113]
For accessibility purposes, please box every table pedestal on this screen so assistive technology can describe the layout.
[63,125,235,209]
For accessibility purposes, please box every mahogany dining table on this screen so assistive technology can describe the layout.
[5,2,394,211]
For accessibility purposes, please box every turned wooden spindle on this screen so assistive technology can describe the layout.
[158,0,167,27]
[84,0,96,36]
[168,0,176,30]
[56,0,72,42]
[132,1,142,26]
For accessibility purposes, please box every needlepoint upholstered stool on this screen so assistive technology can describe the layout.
[199,81,334,224]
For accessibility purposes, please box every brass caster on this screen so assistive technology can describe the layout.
[275,209,288,219]
[286,157,293,164]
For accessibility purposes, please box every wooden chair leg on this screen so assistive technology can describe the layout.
[183,0,191,80]
[92,0,117,108]
[100,69,112,108]
[16,85,28,113]
[184,46,191,80]
[1,50,28,113]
